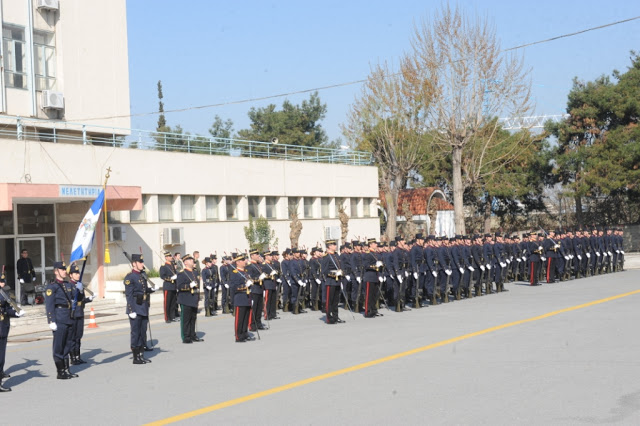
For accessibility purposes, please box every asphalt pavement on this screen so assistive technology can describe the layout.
[3,269,640,425]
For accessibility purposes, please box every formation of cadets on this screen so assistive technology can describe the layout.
[0,227,627,389]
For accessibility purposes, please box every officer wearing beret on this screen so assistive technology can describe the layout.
[230,253,255,342]
[160,251,178,323]
[124,254,153,364]
[321,240,345,324]
[1,272,25,391]
[176,254,202,343]
[45,261,78,378]
[69,263,93,365]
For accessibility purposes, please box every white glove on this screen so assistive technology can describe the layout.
[564,256,569,260]
[189,281,197,288]
[458,267,464,274]
[19,278,24,284]
[586,253,591,258]
[246,280,254,286]
[270,270,278,276]
[554,244,560,249]
[128,312,137,319]
[206,286,212,290]
[259,273,267,281]
[500,262,506,268]
[171,274,177,280]
[16,309,25,317]
[577,255,582,260]
[621,250,625,254]
[541,257,546,261]
[538,246,543,251]
[32,277,37,282]
[356,277,362,283]
[445,270,452,276]
[521,257,527,262]
[49,322,57,331]
[469,266,475,271]
[431,271,437,277]
[608,251,612,257]
[375,261,383,268]
[378,275,383,282]
[335,269,343,277]
[480,266,485,271]
[616,250,620,253]
[345,275,351,281]
[224,283,230,288]
[297,280,304,286]
[596,252,600,256]
[516,258,521,263]
[315,278,321,284]
[404,271,409,277]
[569,255,574,259]
[487,265,492,270]
[506,259,511,264]
[413,272,418,279]
[398,276,404,283]
[276,279,282,283]
[87,296,94,302]
[383,276,387,282]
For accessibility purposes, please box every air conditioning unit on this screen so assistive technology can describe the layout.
[42,90,64,109]
[109,225,127,242]
[162,227,184,247]
[324,226,340,240]
[37,0,59,11]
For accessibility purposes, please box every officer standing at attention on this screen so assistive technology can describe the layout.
[45,261,78,379]
[230,253,255,342]
[124,254,153,364]
[160,251,178,323]
[362,238,383,318]
[176,254,202,344]
[69,264,93,365]
[321,239,345,324]
[202,257,215,317]
[247,249,267,331]
[1,272,25,391]
[16,249,37,305]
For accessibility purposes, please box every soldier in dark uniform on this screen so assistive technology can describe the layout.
[424,236,439,304]
[202,257,215,317]
[220,256,232,314]
[528,233,543,285]
[230,254,255,342]
[247,249,267,331]
[321,239,344,324]
[160,251,178,323]
[45,261,78,378]
[209,255,220,312]
[68,264,93,365]
[289,250,305,315]
[16,249,37,305]
[193,251,202,290]
[410,234,426,308]
[362,238,383,318]
[1,273,25,392]
[280,249,292,312]
[309,248,323,311]
[471,235,485,296]
[262,251,280,320]
[124,254,153,364]
[176,254,202,344]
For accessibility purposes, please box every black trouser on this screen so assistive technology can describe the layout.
[529,261,540,285]
[249,293,264,329]
[129,315,148,348]
[173,291,180,319]
[179,305,197,342]
[234,306,250,341]
[264,289,277,319]
[71,317,84,352]
[545,257,556,283]
[204,287,215,313]
[0,324,8,374]
[164,290,176,322]
[364,281,379,317]
[325,286,340,324]
[52,322,73,363]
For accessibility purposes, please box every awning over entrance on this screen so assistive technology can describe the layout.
[0,183,142,211]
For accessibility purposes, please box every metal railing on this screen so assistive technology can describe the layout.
[0,115,373,166]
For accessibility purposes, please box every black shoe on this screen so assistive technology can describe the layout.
[192,337,204,342]
[249,327,257,332]
[0,383,11,392]
[172,318,180,322]
[336,318,345,323]
[245,336,256,341]
[236,338,247,343]
[183,339,193,344]
[165,320,172,324]
[375,313,384,317]
[64,359,79,378]
[144,346,154,352]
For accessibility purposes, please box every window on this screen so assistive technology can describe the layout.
[288,197,300,219]
[3,26,26,89]
[363,198,371,217]
[248,196,260,219]
[33,31,56,91]
[266,197,277,219]
[17,204,55,234]
[205,196,219,220]
[107,211,122,224]
[226,196,239,220]
[0,211,13,235]
[304,197,314,219]
[158,195,174,222]
[130,195,148,222]
[334,197,345,217]
[181,195,195,221]
[321,198,330,218]
[350,198,359,218]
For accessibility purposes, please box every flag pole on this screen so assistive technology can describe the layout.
[103,167,112,264]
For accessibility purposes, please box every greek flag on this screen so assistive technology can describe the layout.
[69,189,105,263]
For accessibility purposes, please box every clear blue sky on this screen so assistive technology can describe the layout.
[125,0,640,143]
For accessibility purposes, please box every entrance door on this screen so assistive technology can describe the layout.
[16,238,46,304]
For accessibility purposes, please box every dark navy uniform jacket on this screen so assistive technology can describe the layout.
[320,253,342,287]
[70,279,92,319]
[362,251,383,283]
[176,268,200,308]
[230,268,251,307]
[262,262,278,290]
[247,262,264,295]
[0,289,18,338]
[45,279,74,325]
[124,270,150,316]
[160,262,177,291]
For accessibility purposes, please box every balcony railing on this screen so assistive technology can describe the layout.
[0,115,373,166]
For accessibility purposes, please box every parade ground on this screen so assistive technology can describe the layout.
[4,269,640,425]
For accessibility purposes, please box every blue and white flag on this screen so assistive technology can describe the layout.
[69,189,105,263]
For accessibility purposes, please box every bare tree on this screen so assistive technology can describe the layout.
[402,4,533,234]
[343,62,426,240]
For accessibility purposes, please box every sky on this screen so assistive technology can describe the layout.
[125,0,640,144]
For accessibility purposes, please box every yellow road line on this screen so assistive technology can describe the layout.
[145,288,640,426]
